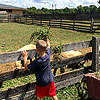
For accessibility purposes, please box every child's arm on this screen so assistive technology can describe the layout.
[47,39,50,48]
[21,50,28,70]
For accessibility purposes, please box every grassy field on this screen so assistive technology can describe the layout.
[0,23,99,100]
[0,23,100,52]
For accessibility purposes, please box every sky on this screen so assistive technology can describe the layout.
[0,0,99,9]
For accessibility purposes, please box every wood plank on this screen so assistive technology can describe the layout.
[98,64,100,72]
[7,90,35,100]
[0,82,36,99]
[93,24,100,26]
[92,36,100,72]
[62,40,92,51]
[61,25,90,31]
[74,27,90,30]
[51,20,61,22]
[94,21,100,23]
[74,21,91,24]
[0,69,33,82]
[74,24,90,27]
[55,75,83,90]
[54,66,91,83]
[61,21,73,23]
[61,23,73,26]
[0,49,36,64]
[41,22,49,24]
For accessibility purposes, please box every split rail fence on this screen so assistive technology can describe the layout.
[0,36,100,100]
[15,16,100,33]
[0,14,100,33]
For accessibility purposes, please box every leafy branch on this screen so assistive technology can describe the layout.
[51,44,62,64]
[29,25,51,43]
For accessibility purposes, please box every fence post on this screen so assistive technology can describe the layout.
[60,19,62,28]
[90,18,94,33]
[32,17,34,24]
[40,20,42,25]
[92,36,99,72]
[49,19,51,26]
[25,16,27,24]
[15,15,16,22]
[8,15,11,22]
[18,16,20,22]
[73,19,75,30]
[8,15,9,22]
[19,16,21,23]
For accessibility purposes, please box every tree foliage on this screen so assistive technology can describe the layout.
[24,5,100,15]
[98,0,100,4]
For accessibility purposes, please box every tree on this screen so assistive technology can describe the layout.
[63,7,70,14]
[83,6,89,13]
[24,7,37,14]
[69,8,76,13]
[54,9,64,14]
[76,5,84,13]
[89,5,98,13]
[98,6,100,12]
[98,0,100,4]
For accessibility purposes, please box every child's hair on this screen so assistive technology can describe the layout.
[36,40,47,51]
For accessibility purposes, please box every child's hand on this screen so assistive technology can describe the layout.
[21,50,28,70]
[21,50,27,57]
[47,39,50,48]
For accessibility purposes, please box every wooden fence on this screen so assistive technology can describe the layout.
[15,16,100,33]
[0,36,100,100]
[0,14,20,23]
[0,14,100,33]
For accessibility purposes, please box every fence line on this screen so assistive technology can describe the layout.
[15,16,100,33]
[0,36,98,99]
[0,14,100,33]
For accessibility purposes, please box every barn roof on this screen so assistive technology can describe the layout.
[0,4,26,10]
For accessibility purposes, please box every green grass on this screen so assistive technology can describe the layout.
[0,23,41,52]
[0,23,100,52]
[0,23,99,99]
[1,74,35,90]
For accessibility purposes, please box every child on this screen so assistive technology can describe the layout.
[21,40,58,100]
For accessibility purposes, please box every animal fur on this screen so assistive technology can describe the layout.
[61,50,83,69]
[15,44,36,68]
[60,50,82,58]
